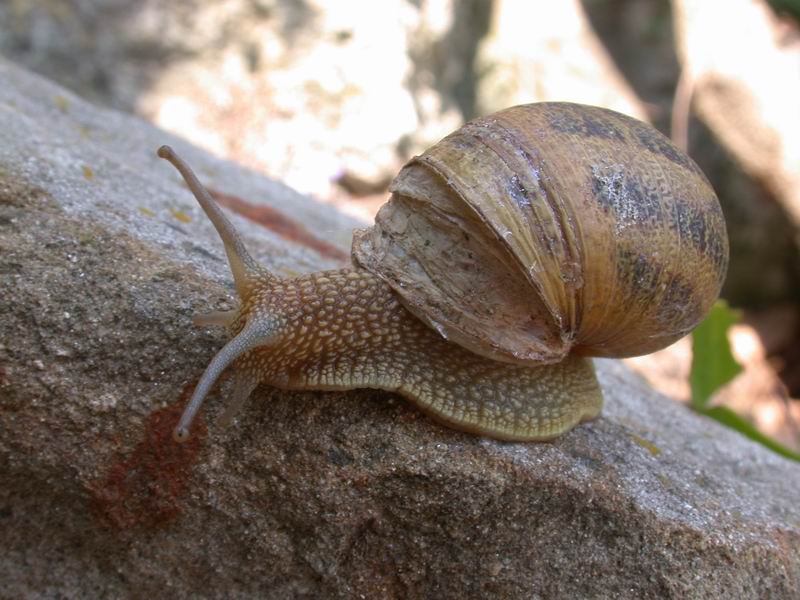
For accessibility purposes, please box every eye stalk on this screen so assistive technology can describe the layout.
[157,145,273,295]
[173,317,278,443]
[158,145,279,443]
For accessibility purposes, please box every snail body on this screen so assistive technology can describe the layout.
[159,102,727,443]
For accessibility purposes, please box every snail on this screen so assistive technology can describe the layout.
[158,102,728,444]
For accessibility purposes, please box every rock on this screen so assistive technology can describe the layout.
[1,58,799,599]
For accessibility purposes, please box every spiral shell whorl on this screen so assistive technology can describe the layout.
[352,102,728,363]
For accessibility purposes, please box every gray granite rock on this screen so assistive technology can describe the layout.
[0,58,798,599]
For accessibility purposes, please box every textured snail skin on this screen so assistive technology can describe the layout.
[157,145,602,443]
[223,269,601,441]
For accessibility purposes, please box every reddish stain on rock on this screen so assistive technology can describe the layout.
[88,384,207,530]
[208,187,350,262]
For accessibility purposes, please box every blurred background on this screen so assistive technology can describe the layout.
[1,0,798,451]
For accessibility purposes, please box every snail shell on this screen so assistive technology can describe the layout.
[353,102,728,365]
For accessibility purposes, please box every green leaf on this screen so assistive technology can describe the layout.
[688,301,799,462]
[700,406,800,462]
[690,300,743,410]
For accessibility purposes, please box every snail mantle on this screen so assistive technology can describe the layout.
[0,59,797,599]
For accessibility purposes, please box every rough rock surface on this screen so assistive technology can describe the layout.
[1,59,799,599]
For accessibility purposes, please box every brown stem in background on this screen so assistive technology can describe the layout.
[671,67,694,153]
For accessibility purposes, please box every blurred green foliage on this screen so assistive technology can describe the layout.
[690,301,800,461]
[690,301,743,408]
[768,0,800,23]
